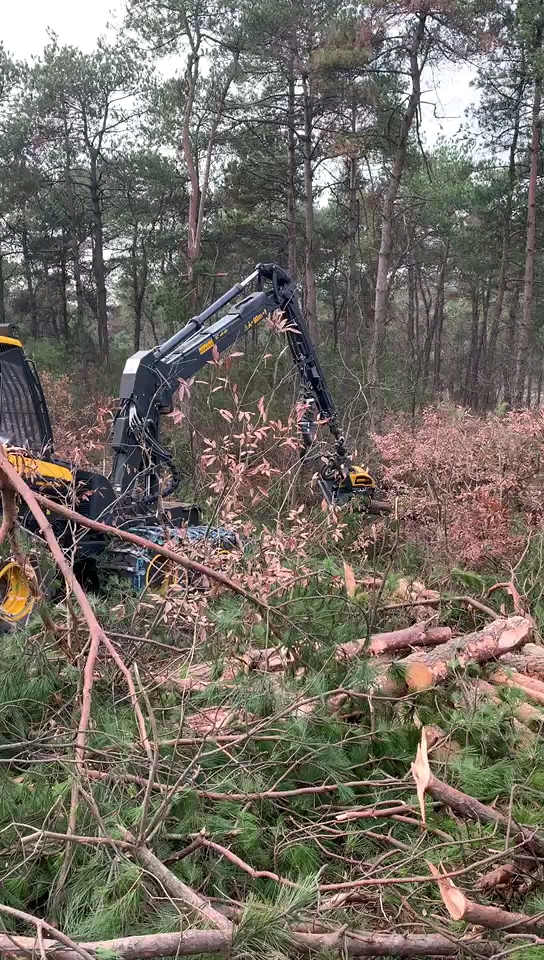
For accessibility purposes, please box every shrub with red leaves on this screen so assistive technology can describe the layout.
[40,372,115,468]
[373,406,544,568]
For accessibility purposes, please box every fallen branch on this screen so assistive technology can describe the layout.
[0,904,95,960]
[199,836,297,886]
[431,862,544,935]
[0,448,152,767]
[199,778,403,803]
[336,804,418,823]
[0,928,501,958]
[378,595,500,620]
[195,833,527,895]
[125,833,232,934]
[0,483,18,546]
[32,489,277,624]
[87,769,167,793]
[19,829,135,851]
[488,580,527,617]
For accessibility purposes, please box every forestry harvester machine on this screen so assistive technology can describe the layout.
[0,263,380,627]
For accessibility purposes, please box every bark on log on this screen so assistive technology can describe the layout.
[382,617,531,693]
[472,678,544,729]
[495,653,544,680]
[427,773,544,855]
[337,623,452,660]
[490,668,544,707]
[0,929,501,958]
[474,863,517,893]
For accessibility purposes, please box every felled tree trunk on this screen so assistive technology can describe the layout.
[490,667,544,706]
[380,617,532,693]
[0,928,503,959]
[337,623,452,660]
[496,651,544,679]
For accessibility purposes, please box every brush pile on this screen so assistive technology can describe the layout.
[1,455,544,959]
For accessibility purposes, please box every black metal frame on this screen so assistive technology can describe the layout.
[109,263,353,504]
[0,343,54,455]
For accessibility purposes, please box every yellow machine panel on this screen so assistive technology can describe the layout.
[347,466,376,488]
[6,453,72,484]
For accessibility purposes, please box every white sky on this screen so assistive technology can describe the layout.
[2,0,119,58]
[2,0,476,144]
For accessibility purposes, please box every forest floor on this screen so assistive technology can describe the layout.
[2,404,544,958]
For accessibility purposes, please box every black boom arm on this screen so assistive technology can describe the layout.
[110,264,367,504]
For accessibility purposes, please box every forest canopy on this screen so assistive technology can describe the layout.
[0,0,542,424]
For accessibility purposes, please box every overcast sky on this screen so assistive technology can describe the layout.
[2,0,477,144]
[3,0,119,57]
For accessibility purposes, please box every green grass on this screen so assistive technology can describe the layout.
[0,545,541,953]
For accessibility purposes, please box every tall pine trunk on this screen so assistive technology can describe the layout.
[483,80,524,409]
[21,224,37,339]
[433,261,447,394]
[344,99,359,340]
[62,109,85,334]
[0,255,5,325]
[59,239,70,342]
[302,71,318,343]
[407,253,418,422]
[368,13,427,425]
[287,53,297,280]
[504,282,521,405]
[89,150,109,359]
[472,284,490,409]
[516,61,542,405]
[131,227,148,352]
[465,286,479,406]
[183,52,237,310]
[346,150,359,340]
[527,355,533,407]
[182,54,200,311]
[421,240,449,386]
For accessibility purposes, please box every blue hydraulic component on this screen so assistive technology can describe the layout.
[100,522,241,593]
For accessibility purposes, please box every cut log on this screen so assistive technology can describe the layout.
[496,652,544,680]
[337,623,452,660]
[412,730,544,857]
[431,863,544,935]
[380,617,532,694]
[474,863,517,893]
[471,678,544,730]
[152,663,213,694]
[490,668,544,707]
[474,858,535,896]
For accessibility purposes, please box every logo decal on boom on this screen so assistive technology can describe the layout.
[244,310,267,332]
